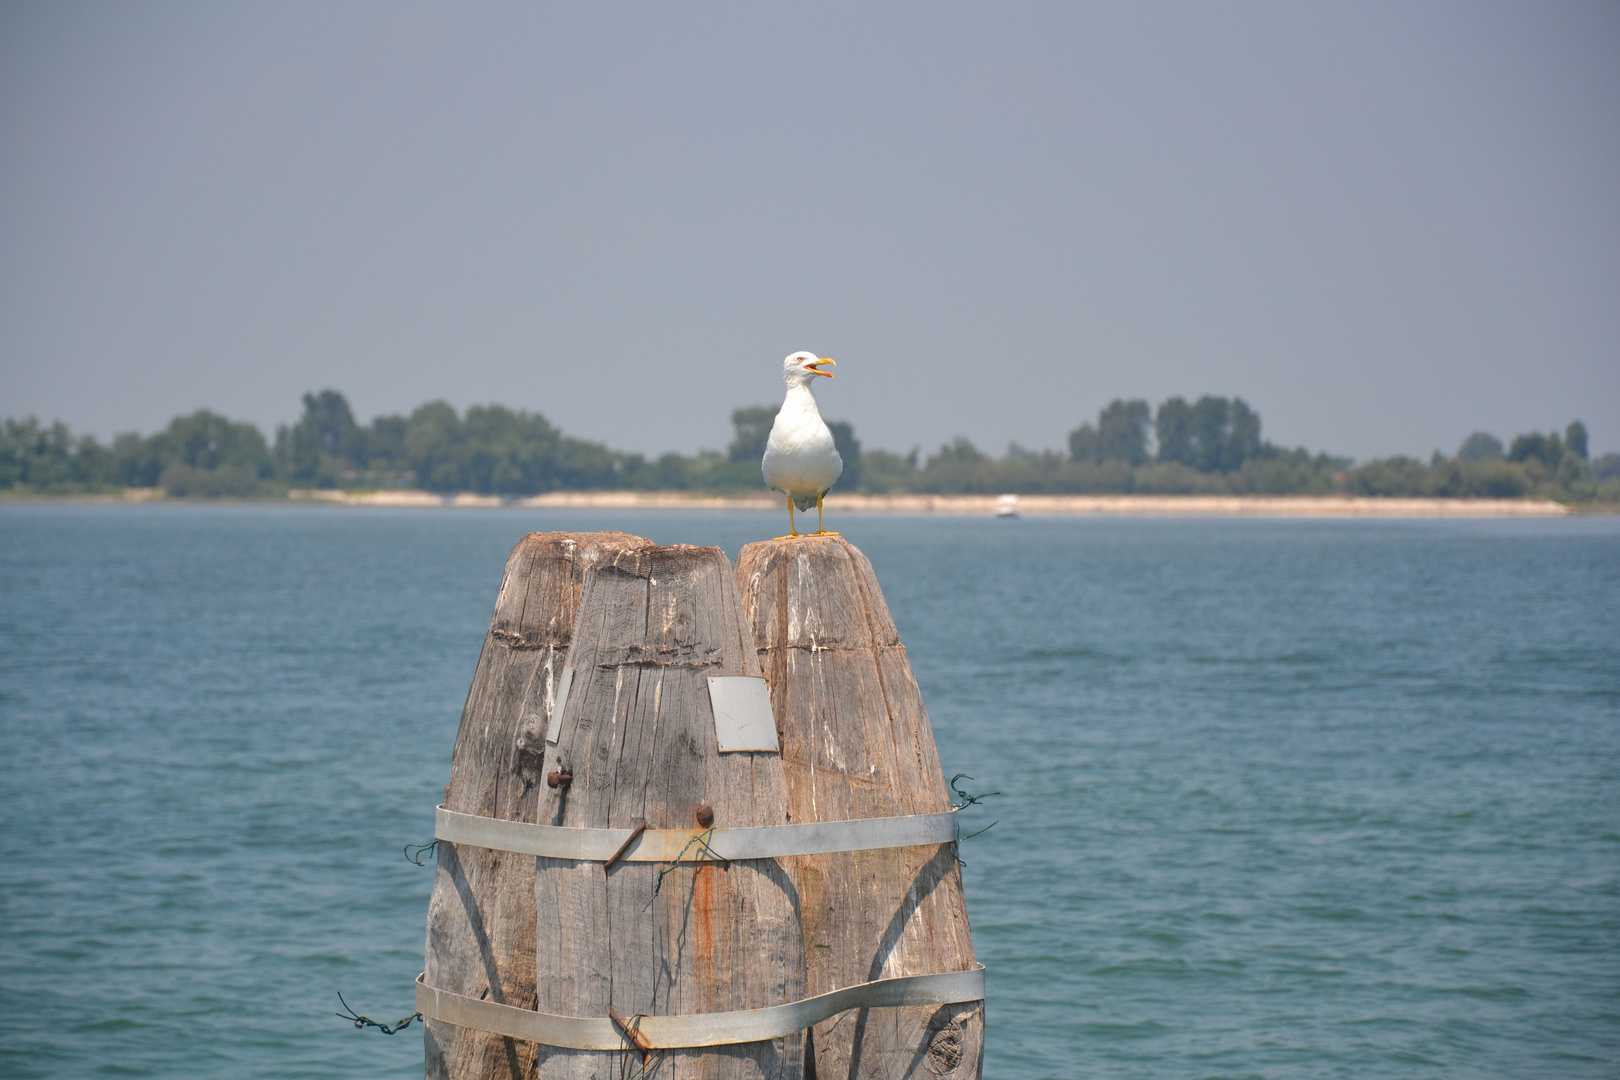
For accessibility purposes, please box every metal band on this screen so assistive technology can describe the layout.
[434,805,959,863]
[416,965,985,1050]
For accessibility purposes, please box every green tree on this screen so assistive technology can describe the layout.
[554,435,621,489]
[0,411,275,494]
[1154,397,1194,467]
[138,410,274,496]
[1565,421,1588,460]
[1226,398,1262,470]
[282,390,362,483]
[366,414,409,472]
[401,400,464,492]
[1425,458,1529,498]
[1508,431,1564,469]
[1345,455,1428,496]
[861,447,919,493]
[728,406,778,462]
[160,410,274,474]
[1457,431,1503,462]
[1067,424,1098,462]
[918,438,993,492]
[933,437,985,465]
[825,420,862,491]
[1188,396,1231,471]
[1,418,84,488]
[461,404,563,493]
[1069,399,1151,464]
[341,399,622,494]
[111,431,166,486]
[1155,395,1263,472]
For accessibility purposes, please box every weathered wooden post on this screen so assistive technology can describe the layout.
[418,535,984,1080]
[736,535,985,1080]
[532,543,806,1079]
[424,531,653,1080]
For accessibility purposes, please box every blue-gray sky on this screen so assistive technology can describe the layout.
[3,2,1617,461]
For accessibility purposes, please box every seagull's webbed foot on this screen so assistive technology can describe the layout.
[772,495,802,541]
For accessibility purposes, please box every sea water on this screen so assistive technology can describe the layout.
[0,504,1615,1078]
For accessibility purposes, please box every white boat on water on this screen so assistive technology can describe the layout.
[994,494,1020,518]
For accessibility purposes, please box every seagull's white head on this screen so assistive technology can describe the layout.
[783,351,835,386]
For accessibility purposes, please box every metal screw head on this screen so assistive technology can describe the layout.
[546,770,572,789]
[694,803,714,828]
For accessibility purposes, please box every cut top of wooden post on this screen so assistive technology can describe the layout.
[481,531,657,658]
[734,533,952,816]
[445,530,656,817]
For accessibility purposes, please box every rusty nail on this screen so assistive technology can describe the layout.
[694,804,714,829]
[604,820,647,871]
[546,770,572,789]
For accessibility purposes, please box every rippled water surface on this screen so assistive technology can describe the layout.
[2,505,1616,1078]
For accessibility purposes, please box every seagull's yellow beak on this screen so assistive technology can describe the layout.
[807,357,836,378]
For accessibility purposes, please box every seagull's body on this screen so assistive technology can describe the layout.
[762,351,842,537]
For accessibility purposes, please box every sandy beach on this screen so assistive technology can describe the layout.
[282,489,1573,517]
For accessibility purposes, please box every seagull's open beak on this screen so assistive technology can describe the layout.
[807,358,835,378]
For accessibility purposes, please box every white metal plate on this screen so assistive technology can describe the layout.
[706,676,779,753]
[544,666,573,745]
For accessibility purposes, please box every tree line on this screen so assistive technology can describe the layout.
[3,390,1614,503]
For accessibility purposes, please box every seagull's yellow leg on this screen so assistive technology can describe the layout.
[813,493,840,536]
[773,495,801,541]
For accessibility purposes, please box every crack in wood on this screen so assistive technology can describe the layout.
[490,628,566,650]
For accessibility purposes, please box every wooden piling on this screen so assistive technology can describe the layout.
[534,544,807,1080]
[424,531,654,1080]
[735,535,984,1080]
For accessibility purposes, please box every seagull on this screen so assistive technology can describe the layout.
[762,351,842,538]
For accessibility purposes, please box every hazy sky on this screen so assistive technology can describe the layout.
[3,2,1617,461]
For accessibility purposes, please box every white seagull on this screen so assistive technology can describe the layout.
[762,351,842,538]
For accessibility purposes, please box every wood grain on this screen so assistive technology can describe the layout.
[425,531,654,1080]
[535,544,806,1080]
[735,535,984,1080]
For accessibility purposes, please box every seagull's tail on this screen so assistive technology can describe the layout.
[793,493,819,512]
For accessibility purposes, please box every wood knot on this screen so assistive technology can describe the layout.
[546,770,572,789]
[515,718,547,786]
[694,803,714,829]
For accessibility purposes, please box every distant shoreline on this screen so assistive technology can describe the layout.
[7,488,1580,517]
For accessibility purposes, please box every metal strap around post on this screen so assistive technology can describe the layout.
[433,804,959,863]
[415,965,985,1050]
